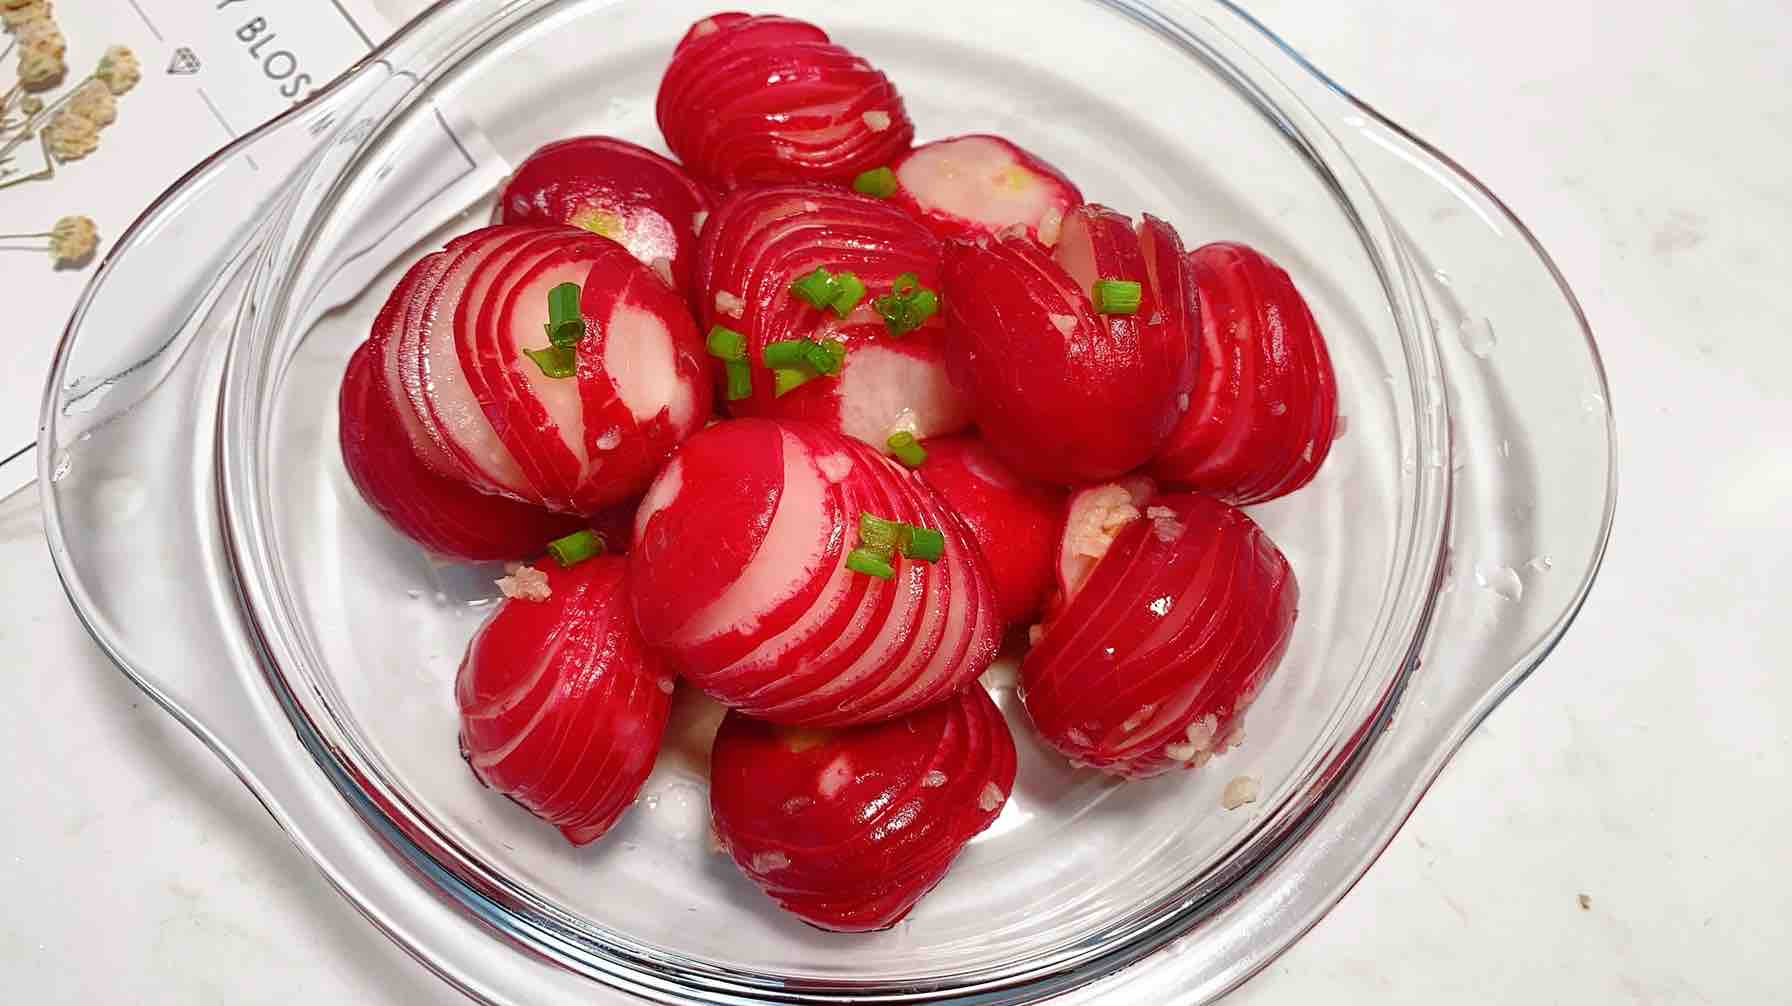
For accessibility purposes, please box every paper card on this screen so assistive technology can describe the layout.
[0,0,505,499]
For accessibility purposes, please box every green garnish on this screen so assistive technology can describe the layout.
[899,525,945,563]
[886,431,926,468]
[522,345,577,379]
[1092,279,1143,315]
[829,271,867,317]
[724,359,754,401]
[846,547,896,579]
[525,282,588,378]
[805,339,847,375]
[852,166,899,199]
[544,282,586,346]
[791,267,839,309]
[791,266,866,318]
[546,529,606,568]
[706,325,747,361]
[873,272,941,336]
[773,367,814,398]
[763,340,813,369]
[858,513,904,554]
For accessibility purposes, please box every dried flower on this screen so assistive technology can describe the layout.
[66,78,111,126]
[44,106,96,159]
[48,214,95,264]
[13,13,60,55]
[96,45,139,96]
[0,0,49,30]
[17,40,64,89]
[19,94,42,115]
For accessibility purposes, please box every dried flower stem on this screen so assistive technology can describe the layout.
[0,69,84,162]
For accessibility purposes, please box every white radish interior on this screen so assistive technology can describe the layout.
[425,243,536,496]
[898,136,1063,232]
[672,429,832,646]
[835,344,971,447]
[602,294,695,430]
[1051,211,1100,299]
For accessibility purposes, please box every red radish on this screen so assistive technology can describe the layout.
[448,227,711,512]
[942,206,1197,485]
[1021,491,1297,780]
[340,335,586,561]
[657,13,914,190]
[709,684,1016,932]
[916,436,1065,626]
[631,419,1001,727]
[1152,243,1338,504]
[697,184,969,445]
[496,136,713,301]
[889,135,1083,245]
[457,557,674,845]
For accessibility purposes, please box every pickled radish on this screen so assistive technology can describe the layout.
[889,135,1083,244]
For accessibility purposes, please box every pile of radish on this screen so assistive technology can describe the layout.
[338,10,1338,934]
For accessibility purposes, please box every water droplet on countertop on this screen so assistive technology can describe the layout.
[1474,563,1524,602]
[1459,317,1497,358]
[406,589,423,599]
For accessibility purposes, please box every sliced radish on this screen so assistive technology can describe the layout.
[456,557,673,845]
[411,226,555,499]
[941,206,1197,484]
[1020,492,1297,779]
[496,136,713,303]
[696,184,968,446]
[889,135,1083,244]
[657,14,914,189]
[1055,475,1156,606]
[1151,242,1339,504]
[339,340,585,561]
[630,419,996,727]
[917,436,1066,626]
[710,684,1016,932]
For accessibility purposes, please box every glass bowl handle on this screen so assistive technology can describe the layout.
[1050,7,1619,1002]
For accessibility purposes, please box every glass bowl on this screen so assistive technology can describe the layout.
[39,1,1615,1002]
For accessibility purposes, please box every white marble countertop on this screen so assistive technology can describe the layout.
[3,1,1785,1002]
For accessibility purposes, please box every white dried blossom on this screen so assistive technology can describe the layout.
[20,94,42,115]
[494,564,552,602]
[67,79,113,127]
[47,214,96,265]
[17,41,65,88]
[96,45,140,96]
[44,107,98,159]
[14,14,61,54]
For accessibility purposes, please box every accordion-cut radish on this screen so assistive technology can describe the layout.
[496,136,713,301]
[917,436,1065,626]
[631,419,1000,727]
[1021,491,1297,779]
[710,684,1016,932]
[942,206,1197,484]
[1152,242,1338,504]
[456,557,674,844]
[697,184,968,444]
[889,135,1083,244]
[657,13,914,189]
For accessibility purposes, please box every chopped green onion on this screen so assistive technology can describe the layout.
[544,282,586,346]
[852,166,899,199]
[706,325,747,361]
[791,267,838,309]
[846,547,896,579]
[1092,279,1143,315]
[873,273,941,336]
[804,340,846,375]
[547,529,607,568]
[887,431,927,467]
[724,358,754,401]
[859,513,904,553]
[899,525,945,563]
[523,345,577,379]
[773,367,814,398]
[762,340,813,369]
[829,271,866,317]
